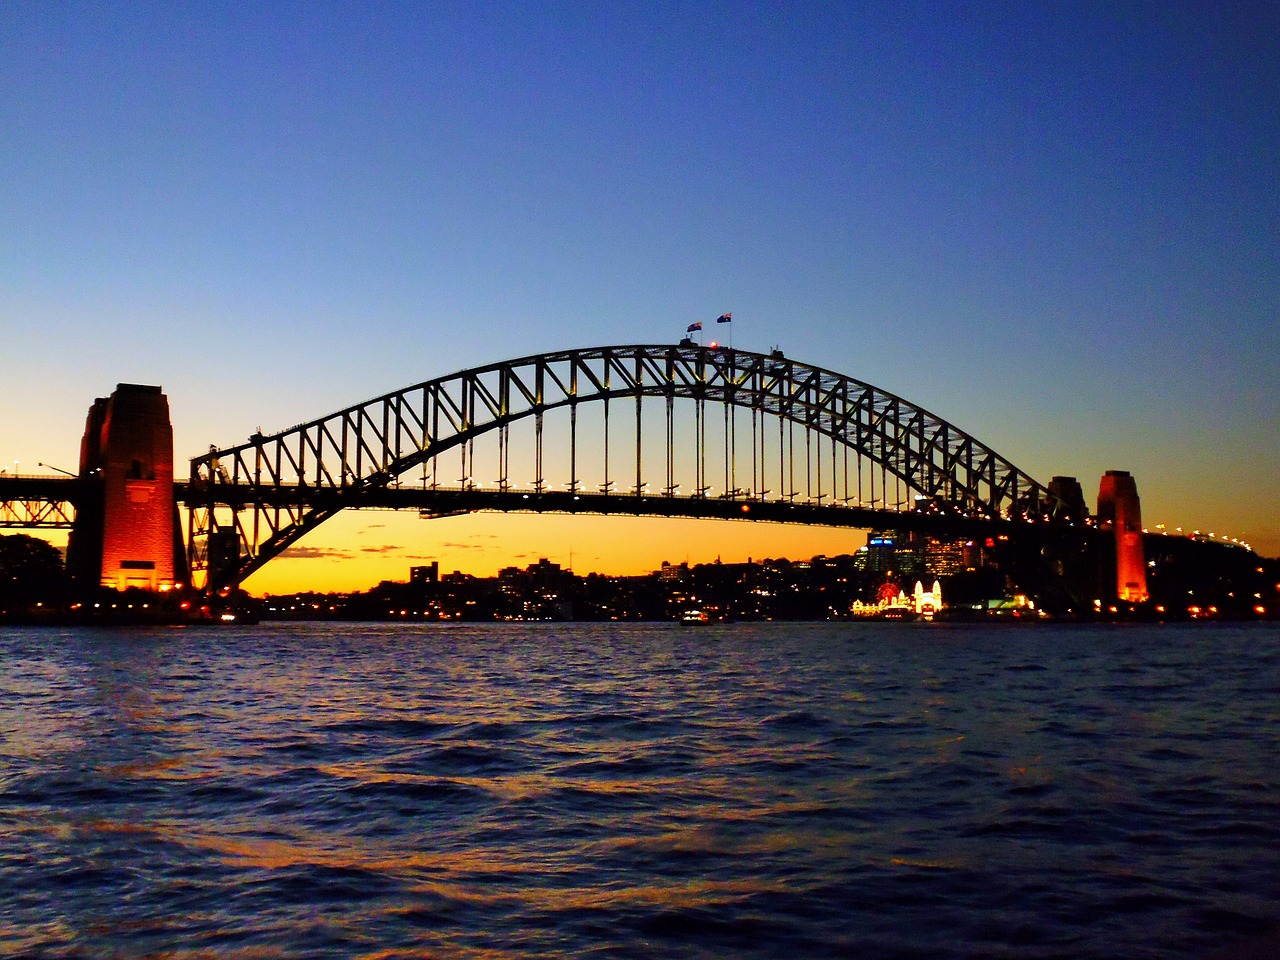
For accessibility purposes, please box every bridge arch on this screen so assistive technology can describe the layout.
[188,344,1067,589]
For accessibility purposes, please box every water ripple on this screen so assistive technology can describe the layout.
[1,621,1277,958]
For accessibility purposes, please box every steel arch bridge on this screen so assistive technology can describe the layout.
[187,343,1074,590]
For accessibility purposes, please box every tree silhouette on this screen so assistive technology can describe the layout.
[0,534,68,610]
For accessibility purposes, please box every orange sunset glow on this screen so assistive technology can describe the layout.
[241,511,871,596]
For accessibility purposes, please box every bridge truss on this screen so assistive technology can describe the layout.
[187,344,1071,590]
[0,476,78,528]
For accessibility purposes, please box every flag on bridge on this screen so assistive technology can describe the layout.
[716,313,732,323]
[687,322,702,333]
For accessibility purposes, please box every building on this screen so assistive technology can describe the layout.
[923,537,967,576]
[851,580,943,619]
[410,562,439,585]
[861,533,899,574]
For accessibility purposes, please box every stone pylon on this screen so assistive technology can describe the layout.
[1097,470,1148,603]
[66,384,187,591]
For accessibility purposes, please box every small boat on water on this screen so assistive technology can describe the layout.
[680,608,711,624]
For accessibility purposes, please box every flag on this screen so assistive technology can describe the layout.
[687,322,702,333]
[716,313,732,323]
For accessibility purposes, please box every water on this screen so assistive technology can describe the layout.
[1,621,1277,959]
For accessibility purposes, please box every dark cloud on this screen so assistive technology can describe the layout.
[280,546,354,560]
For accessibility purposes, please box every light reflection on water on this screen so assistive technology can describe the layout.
[1,621,1278,959]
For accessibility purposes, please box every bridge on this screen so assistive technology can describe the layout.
[3,342,1148,602]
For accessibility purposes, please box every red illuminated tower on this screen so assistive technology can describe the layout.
[67,384,184,591]
[1097,470,1148,603]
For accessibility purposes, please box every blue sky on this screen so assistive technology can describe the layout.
[3,1,1277,582]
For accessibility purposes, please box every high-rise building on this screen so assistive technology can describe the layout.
[923,537,967,576]
[659,560,688,581]
[410,562,440,584]
[863,532,899,573]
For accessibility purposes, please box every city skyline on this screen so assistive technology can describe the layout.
[3,2,1277,592]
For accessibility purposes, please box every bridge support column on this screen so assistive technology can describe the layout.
[66,384,188,591]
[1097,470,1148,604]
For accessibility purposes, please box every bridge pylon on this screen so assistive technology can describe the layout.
[1097,470,1149,604]
[65,384,188,591]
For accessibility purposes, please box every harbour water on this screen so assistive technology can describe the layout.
[2,621,1277,958]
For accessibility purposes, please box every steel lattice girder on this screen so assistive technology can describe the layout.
[0,476,79,528]
[0,498,76,527]
[187,344,1065,588]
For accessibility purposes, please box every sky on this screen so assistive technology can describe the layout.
[2,1,1277,593]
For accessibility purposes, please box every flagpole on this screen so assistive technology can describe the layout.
[714,312,732,350]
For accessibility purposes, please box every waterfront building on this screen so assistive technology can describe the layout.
[851,580,943,619]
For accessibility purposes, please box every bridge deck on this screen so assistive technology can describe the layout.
[0,475,82,527]
[187,482,1050,538]
[0,474,1058,538]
